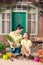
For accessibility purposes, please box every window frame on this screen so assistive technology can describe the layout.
[28,7,38,35]
[1,10,12,35]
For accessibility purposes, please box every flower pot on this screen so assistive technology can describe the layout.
[3,54,8,60]
[7,52,12,58]
[34,57,39,62]
[40,59,43,63]
[39,55,43,63]
[38,50,43,55]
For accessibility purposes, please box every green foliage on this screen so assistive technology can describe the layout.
[0,41,6,52]
[6,35,15,43]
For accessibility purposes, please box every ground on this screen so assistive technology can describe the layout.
[0,57,43,65]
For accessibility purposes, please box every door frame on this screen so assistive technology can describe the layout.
[12,10,28,32]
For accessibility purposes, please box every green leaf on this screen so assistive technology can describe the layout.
[0,41,6,52]
[6,35,15,43]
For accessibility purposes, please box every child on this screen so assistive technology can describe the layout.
[21,32,32,57]
[9,24,23,54]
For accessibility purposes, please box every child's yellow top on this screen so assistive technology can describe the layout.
[21,39,32,54]
[9,31,22,48]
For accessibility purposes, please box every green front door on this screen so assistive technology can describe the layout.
[12,12,26,35]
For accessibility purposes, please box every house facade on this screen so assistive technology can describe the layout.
[0,0,43,49]
[0,1,38,36]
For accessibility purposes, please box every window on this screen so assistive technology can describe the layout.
[28,8,38,35]
[31,14,36,34]
[2,13,11,34]
[17,5,21,10]
[22,5,27,10]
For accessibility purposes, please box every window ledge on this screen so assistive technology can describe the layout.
[30,33,38,35]
[0,33,9,35]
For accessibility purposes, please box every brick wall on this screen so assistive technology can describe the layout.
[38,15,43,37]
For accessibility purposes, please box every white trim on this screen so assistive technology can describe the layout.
[0,13,2,34]
[10,10,12,32]
[0,10,12,35]
[30,33,38,35]
[36,8,38,35]
[12,10,27,12]
[28,7,38,35]
[2,10,11,13]
[0,33,9,35]
[26,11,28,32]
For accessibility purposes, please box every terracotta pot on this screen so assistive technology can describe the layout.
[39,55,43,63]
[42,52,43,55]
[40,59,43,63]
[38,50,43,55]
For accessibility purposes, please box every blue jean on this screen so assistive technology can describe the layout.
[10,45,22,54]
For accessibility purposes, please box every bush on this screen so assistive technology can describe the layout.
[0,41,6,52]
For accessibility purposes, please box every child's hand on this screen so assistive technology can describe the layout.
[25,53,29,57]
